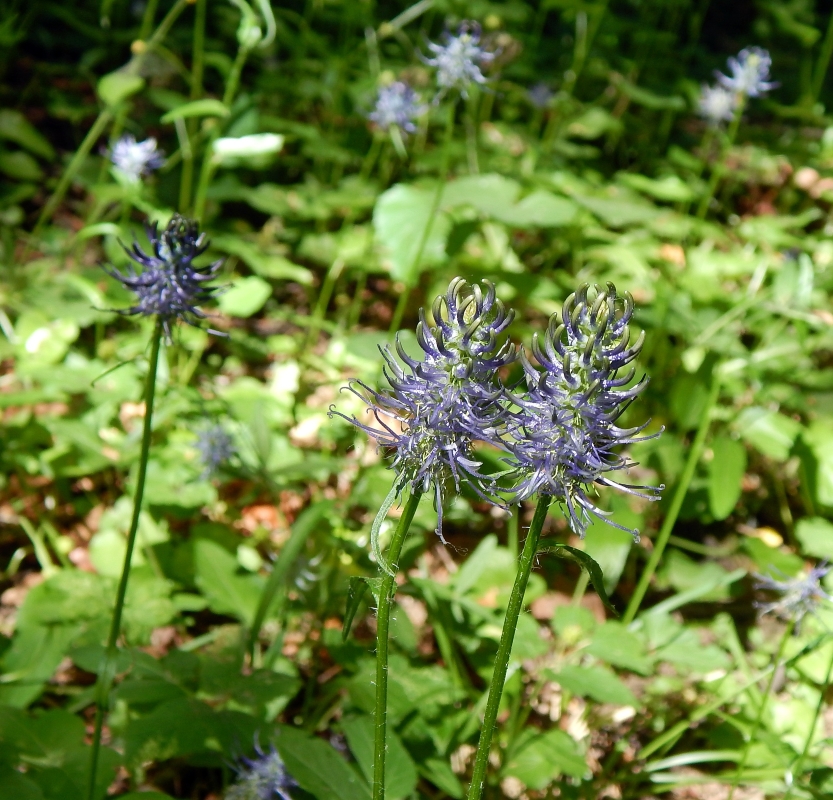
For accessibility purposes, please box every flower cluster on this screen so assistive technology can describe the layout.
[369,82,425,133]
[697,84,737,127]
[424,22,495,98]
[225,744,296,800]
[332,278,515,541]
[196,423,236,478]
[104,214,223,339]
[505,284,660,537]
[716,46,777,98]
[110,134,165,182]
[755,565,832,629]
[334,279,660,541]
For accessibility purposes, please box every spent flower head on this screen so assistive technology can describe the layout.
[196,423,236,478]
[226,744,296,800]
[698,83,737,126]
[424,21,495,98]
[755,565,832,629]
[506,283,661,538]
[331,278,515,541]
[369,81,426,133]
[110,134,165,182]
[104,214,223,339]
[716,46,777,98]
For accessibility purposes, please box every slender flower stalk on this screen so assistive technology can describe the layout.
[332,278,515,800]
[88,215,221,800]
[466,496,551,800]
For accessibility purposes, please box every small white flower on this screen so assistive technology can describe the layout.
[369,82,426,132]
[424,21,495,98]
[716,46,777,99]
[110,134,165,182]
[698,84,737,126]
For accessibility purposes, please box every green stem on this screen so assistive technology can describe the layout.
[783,635,833,799]
[388,102,455,334]
[180,0,206,213]
[623,373,720,625]
[33,110,113,236]
[87,319,163,800]
[467,495,552,800]
[812,9,833,103]
[373,491,422,800]
[696,95,745,219]
[138,0,161,40]
[728,621,794,800]
[464,94,479,174]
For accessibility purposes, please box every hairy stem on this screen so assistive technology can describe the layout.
[623,373,720,624]
[467,495,552,800]
[87,319,163,800]
[373,490,422,800]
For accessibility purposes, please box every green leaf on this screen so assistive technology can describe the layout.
[574,194,659,227]
[441,173,521,218]
[617,173,694,203]
[373,184,451,285]
[343,576,382,641]
[586,622,653,675]
[493,190,578,227]
[97,71,145,107]
[370,483,399,577]
[503,728,587,789]
[0,151,43,181]
[160,99,230,123]
[193,538,264,625]
[210,234,313,284]
[742,538,803,578]
[418,758,463,798]
[0,766,43,800]
[275,724,371,800]
[566,107,623,139]
[796,517,833,559]
[0,110,55,159]
[708,436,747,520]
[217,275,272,317]
[539,545,619,616]
[342,715,418,800]
[550,663,638,706]
[734,407,801,461]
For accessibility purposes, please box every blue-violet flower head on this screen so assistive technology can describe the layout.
[226,744,296,800]
[755,565,832,629]
[104,214,223,338]
[424,21,495,97]
[110,134,165,182]
[196,423,236,478]
[331,278,515,541]
[506,283,661,538]
[527,83,553,109]
[698,83,737,126]
[369,82,426,133]
[716,46,777,98]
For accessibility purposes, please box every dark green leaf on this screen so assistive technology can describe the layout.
[539,545,619,616]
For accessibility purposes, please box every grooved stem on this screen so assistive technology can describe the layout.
[467,495,551,800]
[373,491,422,800]
[87,320,163,800]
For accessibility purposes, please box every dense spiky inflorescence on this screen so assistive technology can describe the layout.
[755,565,832,629]
[424,21,495,98]
[110,134,165,182]
[698,84,737,126]
[369,82,425,133]
[716,46,777,98]
[196,424,236,478]
[225,744,296,800]
[104,214,223,339]
[505,283,661,538]
[331,278,515,540]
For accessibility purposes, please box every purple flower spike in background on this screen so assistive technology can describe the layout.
[424,21,495,98]
[507,283,661,538]
[110,134,165,182]
[332,278,515,541]
[104,214,223,339]
[755,565,832,629]
[369,82,425,133]
[698,84,737,126]
[196,423,236,478]
[716,46,777,98]
[225,744,297,800]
